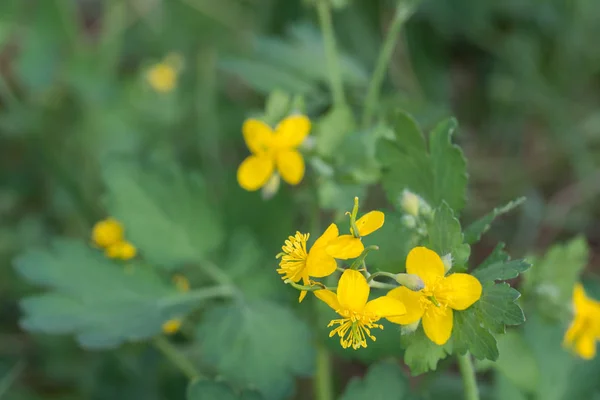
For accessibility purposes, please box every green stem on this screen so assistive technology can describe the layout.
[285,280,335,292]
[315,0,347,109]
[349,245,379,270]
[362,0,415,128]
[457,353,480,400]
[365,271,397,283]
[315,344,334,400]
[154,336,202,380]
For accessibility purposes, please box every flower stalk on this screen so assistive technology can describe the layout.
[457,353,480,400]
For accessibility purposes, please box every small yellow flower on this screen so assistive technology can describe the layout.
[325,210,385,260]
[92,218,124,248]
[105,240,137,260]
[386,247,482,345]
[315,269,406,349]
[162,319,182,335]
[277,224,341,302]
[237,115,310,191]
[173,274,190,292]
[146,54,180,93]
[563,283,600,359]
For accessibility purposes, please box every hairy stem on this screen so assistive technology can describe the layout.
[457,353,480,400]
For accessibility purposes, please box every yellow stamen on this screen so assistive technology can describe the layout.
[276,232,309,282]
[326,310,383,350]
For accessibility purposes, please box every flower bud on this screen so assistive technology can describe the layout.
[441,253,453,273]
[400,190,420,217]
[401,320,421,335]
[394,273,425,291]
[401,215,416,228]
[261,173,280,200]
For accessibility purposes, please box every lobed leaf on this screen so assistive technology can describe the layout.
[402,327,451,375]
[427,202,470,267]
[464,197,526,244]
[473,259,531,283]
[474,283,525,334]
[452,307,499,361]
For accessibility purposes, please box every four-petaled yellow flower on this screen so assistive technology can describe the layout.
[237,115,310,192]
[326,210,385,260]
[92,218,137,261]
[277,223,341,302]
[386,247,482,345]
[563,283,600,359]
[315,269,406,349]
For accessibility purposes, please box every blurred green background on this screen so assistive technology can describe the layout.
[1,0,599,399]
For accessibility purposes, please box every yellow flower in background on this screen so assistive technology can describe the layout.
[277,223,341,302]
[92,218,124,248]
[173,274,190,292]
[162,319,182,335]
[325,210,385,260]
[162,274,191,335]
[237,115,311,191]
[105,240,137,261]
[315,269,406,349]
[146,53,183,93]
[386,247,482,345]
[563,283,600,359]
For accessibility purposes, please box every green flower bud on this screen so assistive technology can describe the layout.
[394,273,425,291]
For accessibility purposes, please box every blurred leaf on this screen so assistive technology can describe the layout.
[315,107,356,158]
[0,361,24,398]
[317,180,366,214]
[474,283,525,334]
[379,112,468,213]
[102,161,223,270]
[473,259,531,283]
[464,197,526,244]
[196,300,314,400]
[402,326,451,375]
[452,307,499,361]
[340,361,410,400]
[187,380,262,400]
[14,239,207,349]
[428,202,470,267]
[494,331,539,393]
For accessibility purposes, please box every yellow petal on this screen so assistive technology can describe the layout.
[326,235,364,260]
[364,296,406,319]
[314,289,340,311]
[575,333,597,359]
[337,269,369,312]
[564,317,584,348]
[436,273,482,310]
[242,119,273,154]
[306,224,339,278]
[385,286,425,325]
[92,218,124,248]
[406,247,445,288]
[162,319,182,334]
[237,155,274,191]
[274,114,311,148]
[422,307,453,345]
[276,150,305,185]
[355,211,385,236]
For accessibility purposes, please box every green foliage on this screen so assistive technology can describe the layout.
[378,111,468,213]
[474,283,525,334]
[402,326,451,375]
[339,361,411,400]
[195,300,314,400]
[464,197,526,244]
[452,307,499,361]
[187,380,262,400]
[427,202,470,268]
[14,239,201,349]
[102,161,223,270]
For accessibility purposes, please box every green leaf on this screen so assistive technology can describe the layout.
[429,118,467,212]
[187,380,262,400]
[14,239,205,349]
[478,243,510,268]
[387,110,427,156]
[493,331,539,393]
[102,161,223,270]
[403,327,451,375]
[472,259,531,283]
[196,300,314,400]
[365,213,419,274]
[474,283,525,334]
[452,307,499,361]
[428,202,470,267]
[340,361,410,400]
[315,107,356,158]
[464,197,526,244]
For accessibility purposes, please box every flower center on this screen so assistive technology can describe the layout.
[327,309,383,350]
[420,280,448,311]
[276,232,309,282]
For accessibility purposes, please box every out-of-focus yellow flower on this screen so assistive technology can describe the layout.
[277,223,341,302]
[173,274,190,292]
[105,240,137,261]
[92,218,124,248]
[162,319,182,335]
[315,269,406,349]
[237,115,310,192]
[325,210,385,260]
[146,53,183,93]
[386,247,482,345]
[563,283,600,359]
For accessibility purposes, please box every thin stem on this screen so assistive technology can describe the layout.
[457,353,480,400]
[285,280,335,292]
[154,336,202,381]
[362,0,415,128]
[315,0,347,109]
[349,245,379,270]
[365,270,397,283]
[315,343,334,400]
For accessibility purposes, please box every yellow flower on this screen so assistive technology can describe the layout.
[162,319,182,335]
[325,210,385,260]
[563,283,600,359]
[146,60,178,93]
[277,223,341,302]
[237,115,310,191]
[92,218,124,248]
[315,269,406,349]
[386,247,482,345]
[173,274,190,292]
[105,240,137,260]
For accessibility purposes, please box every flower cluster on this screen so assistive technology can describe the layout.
[276,197,483,349]
[563,283,600,359]
[91,218,137,260]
